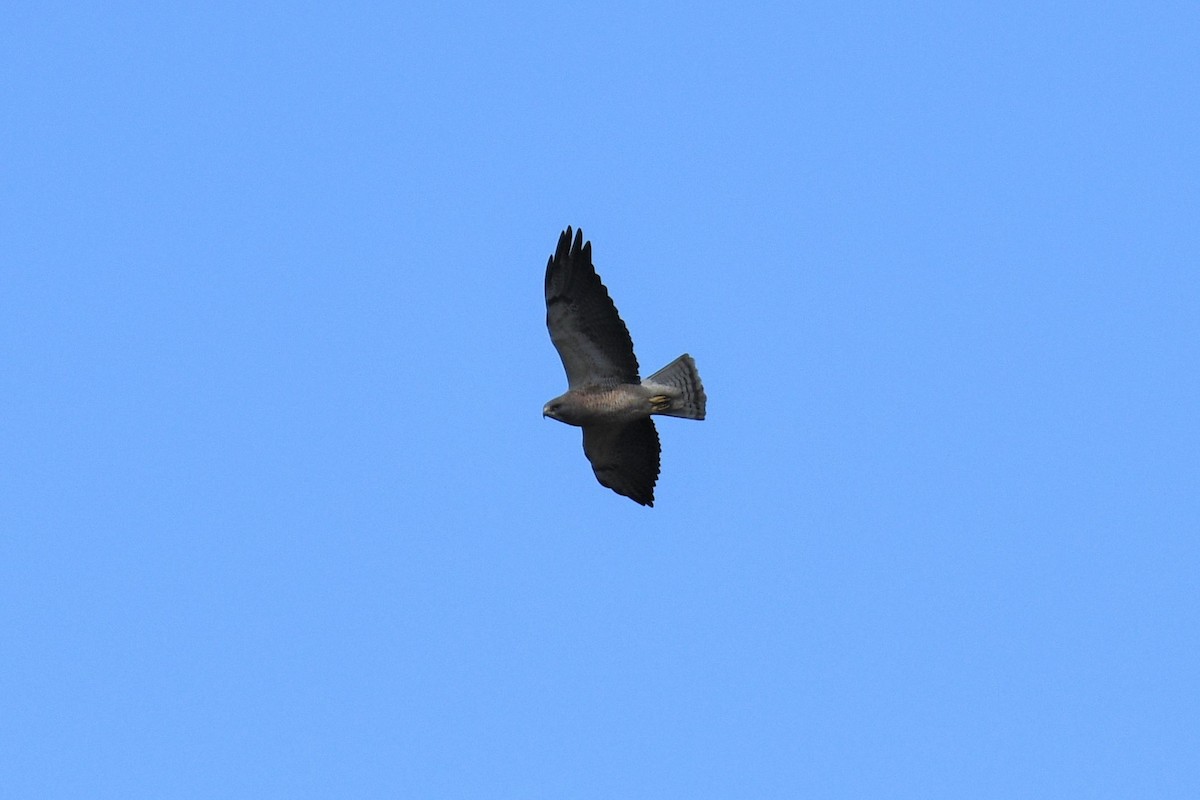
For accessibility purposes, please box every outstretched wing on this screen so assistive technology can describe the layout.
[545,227,639,387]
[582,419,661,507]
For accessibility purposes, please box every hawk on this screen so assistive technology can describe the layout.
[543,227,706,506]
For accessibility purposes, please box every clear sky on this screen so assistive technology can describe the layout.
[3,2,1198,797]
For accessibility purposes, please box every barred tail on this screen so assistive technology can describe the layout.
[643,354,706,420]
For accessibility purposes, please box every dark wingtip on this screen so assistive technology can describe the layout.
[553,226,590,259]
[551,225,593,273]
[630,488,655,507]
[555,226,574,262]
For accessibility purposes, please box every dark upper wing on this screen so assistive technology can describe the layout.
[582,418,661,507]
[545,227,639,387]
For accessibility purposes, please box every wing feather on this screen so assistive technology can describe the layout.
[582,419,661,507]
[545,227,639,387]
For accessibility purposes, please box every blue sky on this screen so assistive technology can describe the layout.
[3,2,1198,797]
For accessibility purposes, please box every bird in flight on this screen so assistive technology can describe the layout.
[543,227,706,506]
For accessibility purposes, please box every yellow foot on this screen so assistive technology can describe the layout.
[650,395,672,412]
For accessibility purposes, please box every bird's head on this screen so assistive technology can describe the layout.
[543,393,578,424]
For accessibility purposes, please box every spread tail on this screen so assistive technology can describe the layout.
[643,354,706,420]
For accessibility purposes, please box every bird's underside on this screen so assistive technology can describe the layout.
[542,226,706,506]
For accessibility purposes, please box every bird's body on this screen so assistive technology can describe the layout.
[545,385,648,427]
[542,227,706,506]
